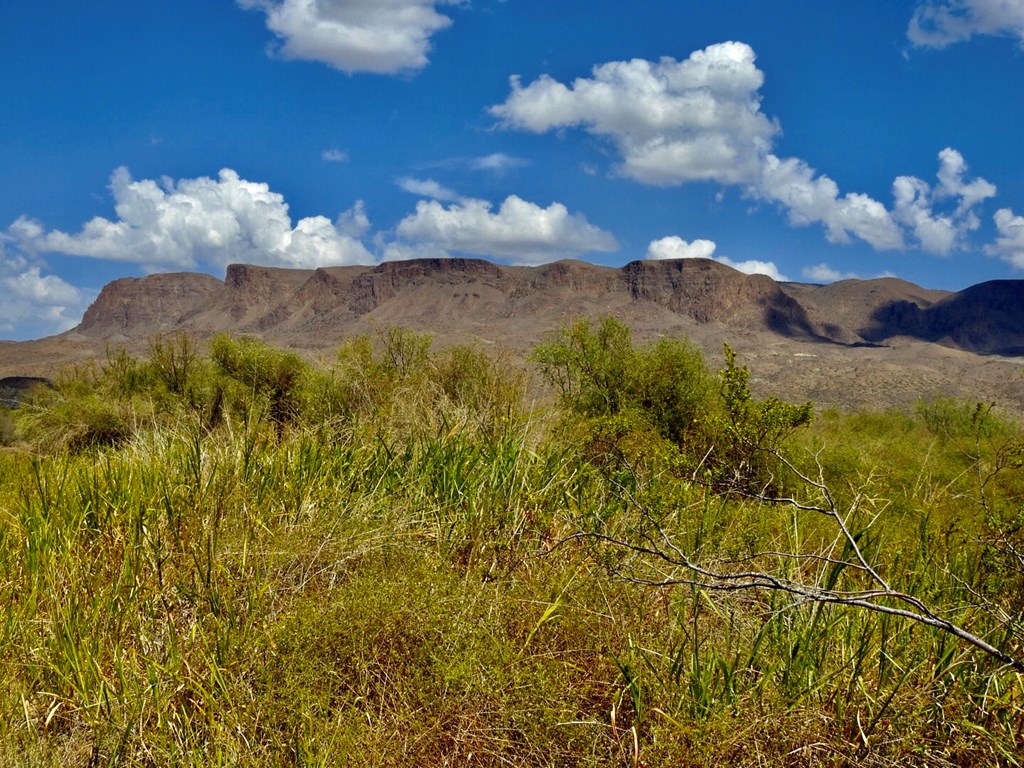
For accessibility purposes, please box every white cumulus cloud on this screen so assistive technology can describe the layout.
[716,257,787,281]
[909,0,1024,48]
[0,243,91,339]
[8,167,374,273]
[493,43,999,257]
[238,0,459,74]
[757,155,905,250]
[491,42,777,187]
[891,148,996,255]
[646,236,717,261]
[986,208,1024,268]
[335,199,371,238]
[645,236,786,281]
[394,194,618,264]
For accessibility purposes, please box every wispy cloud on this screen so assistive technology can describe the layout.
[419,153,530,174]
[802,263,859,283]
[396,176,463,202]
[908,0,1024,48]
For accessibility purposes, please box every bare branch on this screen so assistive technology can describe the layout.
[563,447,1024,675]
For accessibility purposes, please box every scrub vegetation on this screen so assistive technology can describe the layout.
[0,321,1022,766]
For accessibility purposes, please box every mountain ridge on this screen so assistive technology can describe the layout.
[64,257,981,350]
[2,257,1022,415]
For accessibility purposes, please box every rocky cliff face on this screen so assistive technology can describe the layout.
[78,273,223,337]
[56,257,1024,357]
[5,256,1024,415]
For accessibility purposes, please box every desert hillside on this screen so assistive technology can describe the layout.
[2,257,1022,414]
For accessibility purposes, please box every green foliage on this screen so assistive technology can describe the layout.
[532,316,635,418]
[147,332,206,405]
[0,407,15,446]
[713,343,813,489]
[532,317,715,458]
[15,376,134,453]
[210,334,308,439]
[917,397,1016,441]
[532,320,812,489]
[0,326,1021,765]
[324,328,526,441]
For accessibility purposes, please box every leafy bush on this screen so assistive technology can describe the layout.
[324,329,525,441]
[14,365,139,453]
[532,319,811,488]
[712,343,813,490]
[532,317,715,451]
[210,334,308,439]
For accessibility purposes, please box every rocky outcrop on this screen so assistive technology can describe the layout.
[78,273,223,337]
[57,257,1024,358]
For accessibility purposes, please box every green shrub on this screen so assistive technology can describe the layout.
[711,344,813,491]
[532,317,715,448]
[532,320,811,488]
[14,373,137,453]
[210,334,308,439]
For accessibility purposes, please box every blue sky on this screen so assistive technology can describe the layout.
[2,0,1024,340]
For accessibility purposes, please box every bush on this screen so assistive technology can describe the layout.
[16,387,134,453]
[210,335,308,439]
[532,317,715,446]
[324,329,525,441]
[712,344,813,490]
[531,319,811,488]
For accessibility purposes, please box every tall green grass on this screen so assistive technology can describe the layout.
[0,328,1021,765]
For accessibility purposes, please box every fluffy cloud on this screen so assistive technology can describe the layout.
[909,0,1024,48]
[986,208,1024,268]
[717,257,787,281]
[493,43,998,256]
[645,236,786,281]
[322,148,349,163]
[891,148,996,255]
[491,42,777,186]
[238,0,459,74]
[0,244,90,339]
[757,155,905,250]
[335,199,371,237]
[394,195,618,264]
[9,167,373,272]
[646,236,717,261]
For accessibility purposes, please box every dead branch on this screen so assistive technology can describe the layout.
[565,450,1024,675]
